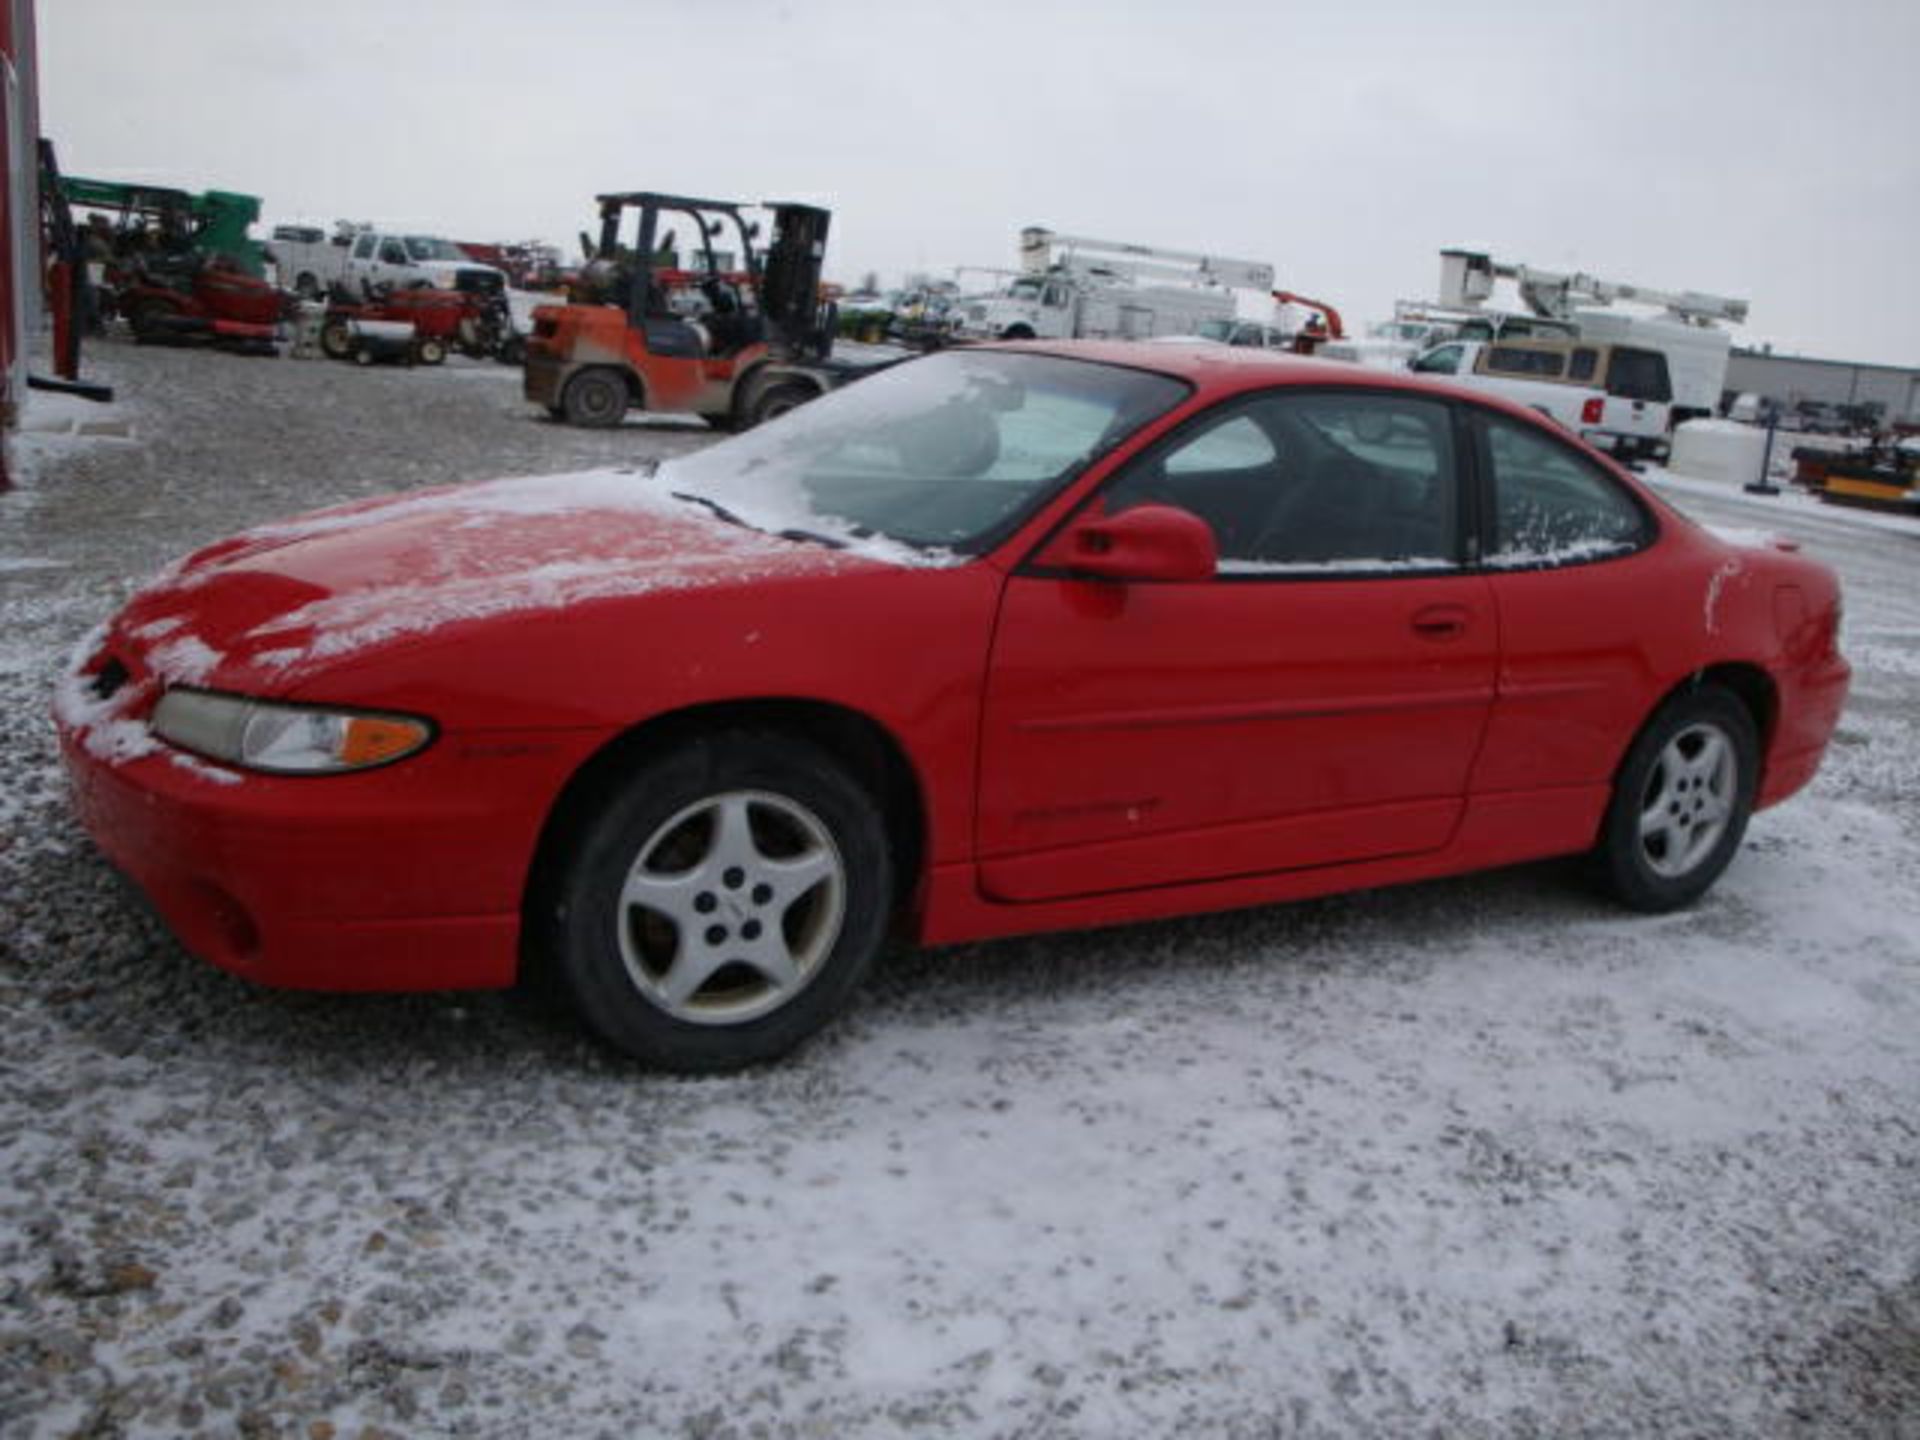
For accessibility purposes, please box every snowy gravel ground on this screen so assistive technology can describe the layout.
[2,341,1917,1437]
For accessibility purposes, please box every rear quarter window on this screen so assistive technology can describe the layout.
[1481,414,1651,567]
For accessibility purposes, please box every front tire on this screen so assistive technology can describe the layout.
[538,732,893,1071]
[1598,686,1757,911]
[562,366,628,427]
[415,336,447,365]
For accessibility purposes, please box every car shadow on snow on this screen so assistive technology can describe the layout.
[31,842,1657,1078]
[864,854,1617,1022]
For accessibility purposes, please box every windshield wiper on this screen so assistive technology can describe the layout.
[670,490,749,529]
[777,527,847,550]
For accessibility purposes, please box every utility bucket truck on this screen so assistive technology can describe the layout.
[1437,249,1747,422]
[955,229,1274,342]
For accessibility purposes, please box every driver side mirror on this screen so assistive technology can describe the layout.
[1031,504,1217,583]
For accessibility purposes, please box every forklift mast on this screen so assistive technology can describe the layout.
[760,204,832,359]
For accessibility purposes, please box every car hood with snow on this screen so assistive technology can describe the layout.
[67,468,971,733]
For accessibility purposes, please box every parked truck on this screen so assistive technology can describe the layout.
[265,222,505,300]
[954,228,1274,342]
[1409,337,1674,460]
[1436,249,1744,424]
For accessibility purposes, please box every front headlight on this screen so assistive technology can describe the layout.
[151,689,434,775]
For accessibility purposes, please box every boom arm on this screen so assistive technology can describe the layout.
[1272,290,1344,340]
[1438,248,1747,326]
[1021,227,1275,291]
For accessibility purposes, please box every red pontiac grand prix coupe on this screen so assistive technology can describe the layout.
[55,343,1851,1070]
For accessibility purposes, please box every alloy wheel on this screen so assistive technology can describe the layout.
[1636,722,1737,879]
[614,790,845,1025]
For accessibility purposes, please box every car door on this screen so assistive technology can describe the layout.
[976,388,1499,903]
[348,232,379,295]
[372,236,412,291]
[1465,410,1664,799]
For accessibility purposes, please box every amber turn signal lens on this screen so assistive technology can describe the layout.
[340,716,432,768]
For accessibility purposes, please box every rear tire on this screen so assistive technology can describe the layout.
[1597,686,1757,912]
[536,731,893,1071]
[562,367,628,428]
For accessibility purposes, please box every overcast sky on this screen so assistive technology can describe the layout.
[38,0,1920,365]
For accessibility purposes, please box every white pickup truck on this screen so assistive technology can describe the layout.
[1408,337,1673,460]
[265,225,505,300]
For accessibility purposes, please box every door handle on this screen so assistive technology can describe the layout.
[1411,604,1470,640]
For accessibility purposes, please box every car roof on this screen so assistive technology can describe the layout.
[979,338,1649,467]
[982,338,1449,399]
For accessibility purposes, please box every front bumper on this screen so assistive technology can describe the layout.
[58,713,596,993]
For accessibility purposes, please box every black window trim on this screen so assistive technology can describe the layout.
[1020,383,1474,584]
[1460,403,1661,575]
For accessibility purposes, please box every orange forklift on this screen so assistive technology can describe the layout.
[525,192,869,429]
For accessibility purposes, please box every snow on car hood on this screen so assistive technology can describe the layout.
[113,468,901,687]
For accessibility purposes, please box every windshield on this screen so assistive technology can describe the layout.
[403,236,467,262]
[656,351,1188,553]
[1196,319,1237,341]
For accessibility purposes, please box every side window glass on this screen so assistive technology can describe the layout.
[1165,415,1274,475]
[1412,345,1462,375]
[1105,393,1457,572]
[352,234,375,260]
[1484,415,1649,566]
[1569,347,1598,382]
[380,240,408,265]
[1489,346,1564,378]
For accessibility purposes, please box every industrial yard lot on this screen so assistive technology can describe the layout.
[1,340,1917,1436]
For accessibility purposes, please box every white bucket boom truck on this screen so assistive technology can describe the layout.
[954,229,1275,342]
[1436,249,1748,421]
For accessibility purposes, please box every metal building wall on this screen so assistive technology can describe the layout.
[1725,350,1920,421]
